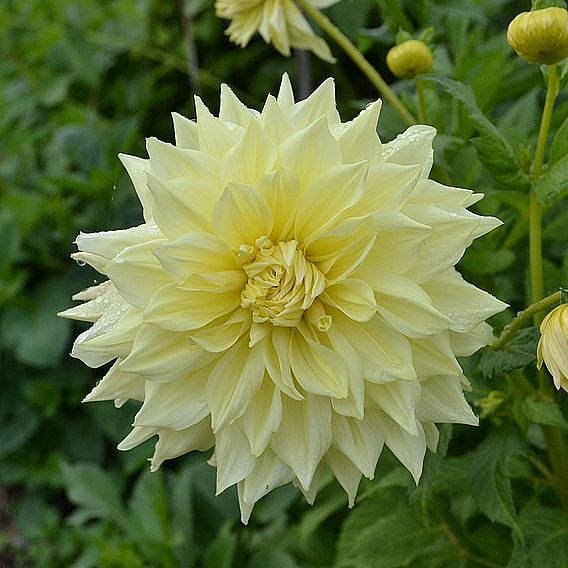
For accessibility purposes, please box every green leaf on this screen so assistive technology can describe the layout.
[247,548,300,568]
[468,427,525,535]
[422,74,529,188]
[533,153,568,203]
[63,463,128,526]
[509,506,568,567]
[336,485,456,568]
[203,521,237,568]
[480,327,539,379]
[550,114,568,164]
[128,470,170,551]
[524,396,568,430]
[461,248,515,275]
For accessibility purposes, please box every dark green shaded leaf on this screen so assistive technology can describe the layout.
[468,427,525,534]
[480,327,539,379]
[203,521,237,568]
[524,396,568,430]
[423,74,529,188]
[550,114,568,164]
[509,506,568,568]
[533,153,568,203]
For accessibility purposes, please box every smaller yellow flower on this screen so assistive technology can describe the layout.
[215,0,338,62]
[537,304,568,392]
[386,39,433,79]
[507,7,568,65]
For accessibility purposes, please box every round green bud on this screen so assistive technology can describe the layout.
[507,7,568,65]
[386,39,434,79]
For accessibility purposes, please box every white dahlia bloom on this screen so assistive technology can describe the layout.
[537,304,568,392]
[61,75,507,523]
[215,0,338,62]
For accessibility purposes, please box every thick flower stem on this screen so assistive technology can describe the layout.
[529,64,558,323]
[491,291,561,350]
[295,0,417,126]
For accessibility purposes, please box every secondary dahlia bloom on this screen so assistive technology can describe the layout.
[537,304,568,392]
[61,75,507,523]
[215,0,338,62]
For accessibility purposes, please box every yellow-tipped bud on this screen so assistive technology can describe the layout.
[386,39,433,79]
[537,303,568,392]
[507,7,568,64]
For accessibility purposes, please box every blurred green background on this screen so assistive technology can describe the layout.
[2,0,568,566]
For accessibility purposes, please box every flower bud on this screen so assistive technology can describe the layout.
[386,39,433,79]
[507,7,568,64]
[537,303,568,392]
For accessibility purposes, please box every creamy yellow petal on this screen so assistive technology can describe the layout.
[258,169,299,243]
[333,312,416,382]
[171,112,199,149]
[278,117,342,191]
[240,380,282,456]
[422,268,508,333]
[215,422,256,494]
[143,283,242,332]
[264,328,304,400]
[322,279,377,322]
[417,376,478,425]
[333,100,382,164]
[145,175,215,237]
[271,395,332,491]
[106,240,169,309]
[354,212,430,277]
[221,119,277,186]
[75,224,161,269]
[212,182,273,249]
[325,447,362,507]
[153,233,237,284]
[381,125,436,177]
[219,83,256,127]
[150,418,214,471]
[71,306,141,368]
[206,338,265,431]
[118,154,152,221]
[295,162,368,242]
[237,450,294,524]
[410,333,463,377]
[195,96,245,159]
[450,322,494,356]
[134,369,208,430]
[259,95,295,147]
[276,72,295,109]
[374,272,449,338]
[331,413,384,478]
[288,77,340,128]
[120,325,218,382]
[289,330,349,398]
[326,323,365,419]
[59,280,114,323]
[378,409,426,483]
[82,360,145,406]
[366,380,420,435]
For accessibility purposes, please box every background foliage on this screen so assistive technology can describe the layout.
[1,0,568,566]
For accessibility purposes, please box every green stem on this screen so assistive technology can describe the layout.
[296,0,416,126]
[529,64,559,324]
[416,78,428,123]
[490,291,561,350]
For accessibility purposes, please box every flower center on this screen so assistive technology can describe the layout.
[240,236,325,327]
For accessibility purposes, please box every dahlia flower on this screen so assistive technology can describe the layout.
[215,0,338,62]
[61,75,506,523]
[537,304,568,392]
